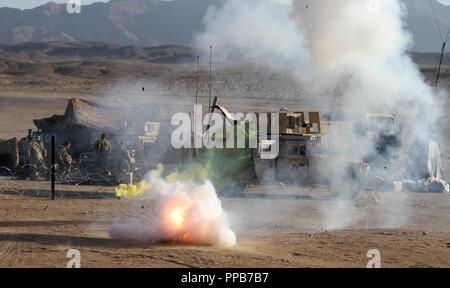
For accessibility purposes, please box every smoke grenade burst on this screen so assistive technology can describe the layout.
[291,0,442,229]
[291,0,439,176]
[291,0,435,117]
[194,0,445,231]
[109,166,236,247]
[195,0,307,67]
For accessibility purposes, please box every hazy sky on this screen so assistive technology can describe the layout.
[0,0,449,9]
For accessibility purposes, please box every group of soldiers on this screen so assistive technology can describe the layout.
[95,133,134,175]
[18,134,73,179]
[18,132,134,180]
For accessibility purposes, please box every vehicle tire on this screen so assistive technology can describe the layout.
[275,158,309,184]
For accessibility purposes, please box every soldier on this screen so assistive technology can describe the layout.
[95,133,112,174]
[119,141,132,173]
[37,135,47,161]
[57,142,73,178]
[26,134,47,179]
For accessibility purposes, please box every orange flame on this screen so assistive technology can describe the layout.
[168,207,186,229]
[160,195,193,241]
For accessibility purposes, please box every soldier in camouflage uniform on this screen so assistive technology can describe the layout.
[119,141,132,173]
[26,135,47,179]
[95,133,111,174]
[57,142,73,179]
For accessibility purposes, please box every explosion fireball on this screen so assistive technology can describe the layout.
[109,166,236,247]
[168,207,186,228]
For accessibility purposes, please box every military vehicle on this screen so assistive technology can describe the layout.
[194,98,367,199]
[251,110,366,199]
[195,97,446,197]
[355,113,402,162]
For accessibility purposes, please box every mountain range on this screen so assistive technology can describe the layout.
[0,0,449,52]
[0,41,194,62]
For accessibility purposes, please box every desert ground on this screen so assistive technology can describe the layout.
[1,56,450,268]
[0,180,449,268]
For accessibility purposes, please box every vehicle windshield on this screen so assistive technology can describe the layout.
[368,116,396,134]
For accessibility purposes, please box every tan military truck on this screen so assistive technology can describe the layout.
[204,102,367,199]
[251,111,366,199]
[185,98,446,198]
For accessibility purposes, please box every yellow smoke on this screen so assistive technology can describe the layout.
[114,163,212,200]
[114,180,149,199]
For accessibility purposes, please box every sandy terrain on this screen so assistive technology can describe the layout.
[0,180,449,268]
[1,58,450,268]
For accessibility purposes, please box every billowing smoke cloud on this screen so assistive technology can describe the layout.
[196,0,437,128]
[195,0,308,67]
[291,0,440,229]
[109,168,236,247]
[195,0,444,231]
[291,0,435,118]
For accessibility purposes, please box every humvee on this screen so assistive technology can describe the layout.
[356,113,402,162]
[179,98,447,197]
[198,99,367,199]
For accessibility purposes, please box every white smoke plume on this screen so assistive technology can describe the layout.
[109,169,236,247]
[195,0,308,68]
[195,0,443,231]
[198,0,437,121]
[291,0,435,118]
[291,0,440,230]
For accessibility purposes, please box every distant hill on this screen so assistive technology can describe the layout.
[0,41,446,92]
[0,0,449,52]
[409,51,450,67]
[0,41,196,88]
[0,0,218,48]
[0,41,195,63]
[404,0,450,52]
